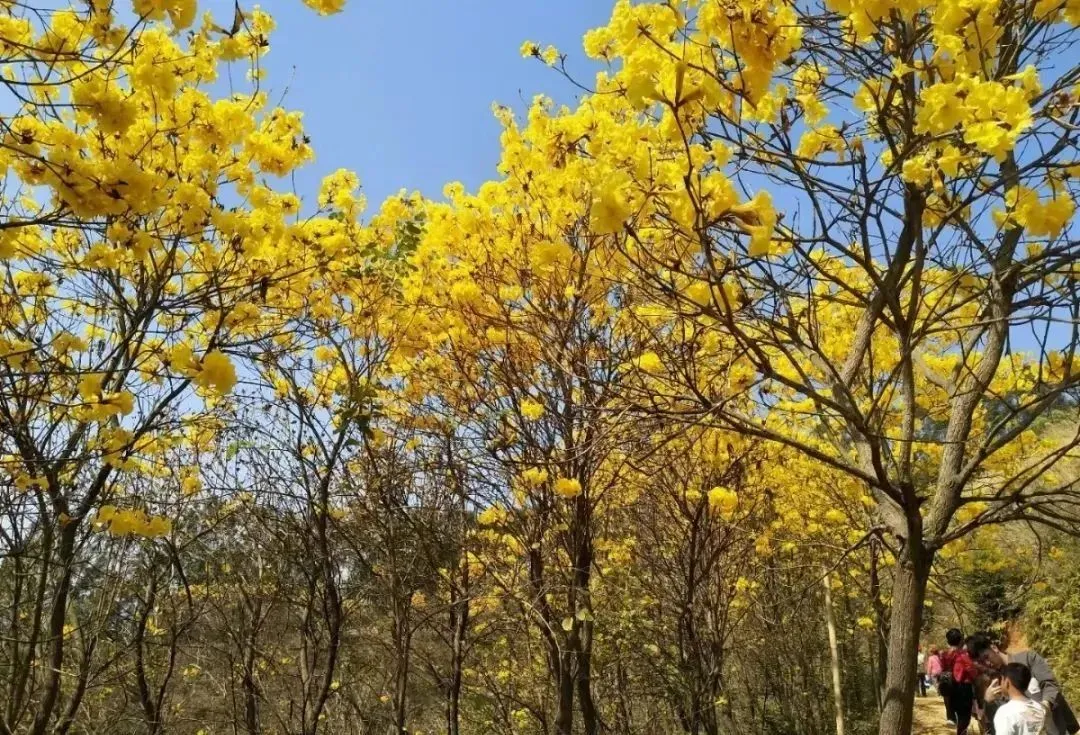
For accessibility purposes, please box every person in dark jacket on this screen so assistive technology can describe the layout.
[942,629,978,734]
[970,633,1080,735]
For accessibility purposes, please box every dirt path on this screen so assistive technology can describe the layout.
[913,695,958,735]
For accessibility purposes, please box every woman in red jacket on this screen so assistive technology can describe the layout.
[940,629,978,734]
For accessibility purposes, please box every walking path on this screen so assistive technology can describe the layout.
[913,695,962,735]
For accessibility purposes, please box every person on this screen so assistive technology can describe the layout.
[941,628,978,734]
[919,646,929,697]
[975,667,1003,734]
[941,632,960,725]
[928,646,944,689]
[970,633,1080,735]
[992,662,1047,735]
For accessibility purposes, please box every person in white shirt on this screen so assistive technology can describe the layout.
[918,647,928,697]
[972,632,1079,735]
[992,662,1048,735]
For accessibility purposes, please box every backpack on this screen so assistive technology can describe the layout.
[938,650,957,696]
[938,671,955,697]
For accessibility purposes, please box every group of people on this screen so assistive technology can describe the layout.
[918,629,1079,735]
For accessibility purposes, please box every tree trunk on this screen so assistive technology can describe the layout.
[877,549,931,735]
[242,599,262,735]
[446,457,470,735]
[305,474,344,735]
[31,523,77,735]
[702,688,720,735]
[823,570,845,735]
[576,618,599,735]
[870,542,888,710]
[390,604,411,735]
[445,566,468,735]
[614,655,633,734]
[577,654,599,735]
[569,492,596,735]
[135,574,161,732]
[555,652,575,735]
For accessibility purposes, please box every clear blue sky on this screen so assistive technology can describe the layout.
[213,1,613,207]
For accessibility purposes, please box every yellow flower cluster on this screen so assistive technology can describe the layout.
[478,505,510,527]
[521,468,550,487]
[74,374,135,423]
[582,0,800,111]
[915,73,1036,161]
[303,0,347,14]
[554,477,583,499]
[133,0,197,28]
[153,347,238,397]
[520,399,545,421]
[180,468,203,497]
[707,486,738,519]
[994,186,1077,238]
[93,505,173,538]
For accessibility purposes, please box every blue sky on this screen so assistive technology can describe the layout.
[216,0,613,206]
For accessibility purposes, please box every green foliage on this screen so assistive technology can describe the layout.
[956,562,1029,636]
[1025,544,1080,703]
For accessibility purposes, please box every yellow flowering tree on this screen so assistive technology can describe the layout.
[599,429,766,734]
[505,0,1080,731]
[374,107,705,730]
[0,3,370,731]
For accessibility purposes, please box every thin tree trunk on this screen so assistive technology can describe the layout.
[877,548,931,735]
[31,523,77,735]
[823,569,845,735]
[445,454,470,735]
[702,687,720,735]
[390,598,411,735]
[555,653,574,735]
[870,541,887,710]
[571,495,598,735]
[392,655,409,735]
[446,565,468,735]
[576,626,599,735]
[614,655,632,735]
[242,599,262,735]
[303,462,344,735]
[135,574,161,732]
[54,635,97,735]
